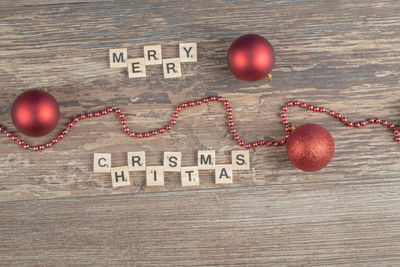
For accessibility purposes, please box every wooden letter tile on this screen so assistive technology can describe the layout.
[127,151,146,171]
[163,152,181,172]
[110,166,130,188]
[197,150,215,170]
[215,165,233,184]
[109,48,128,68]
[179,43,197,62]
[128,58,146,78]
[181,166,199,186]
[143,45,162,65]
[231,150,250,170]
[163,58,182,78]
[93,153,111,173]
[146,166,164,186]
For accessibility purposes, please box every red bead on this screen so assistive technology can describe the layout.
[355,122,361,128]
[267,141,273,146]
[62,129,68,135]
[231,128,237,134]
[18,140,24,145]
[252,142,258,147]
[396,136,400,142]
[107,107,113,112]
[285,126,291,132]
[282,106,288,111]
[329,111,335,116]
[224,100,230,106]
[280,139,287,145]
[144,132,150,137]
[182,103,188,108]
[196,100,202,105]
[176,106,182,112]
[369,118,375,123]
[239,140,245,146]
[189,101,195,107]
[95,112,100,117]
[0,127,4,132]
[341,117,348,123]
[335,113,342,119]
[203,98,210,103]
[166,125,172,130]
[287,101,293,107]
[170,119,176,125]
[87,112,93,117]
[101,110,107,115]
[228,121,234,127]
[137,133,143,138]
[114,109,121,114]
[234,134,240,140]
[68,122,74,127]
[11,135,18,141]
[227,34,274,81]
[376,118,381,123]
[394,129,399,135]
[245,143,252,149]
[52,138,58,144]
[226,107,233,112]
[210,96,217,101]
[152,130,158,136]
[389,123,395,129]
[173,112,179,118]
[308,105,314,111]
[6,132,11,137]
[347,122,354,127]
[274,142,280,146]
[361,121,366,126]
[24,144,30,149]
[80,114,86,119]
[159,128,165,133]
[46,143,52,148]
[282,120,288,125]
[119,114,125,119]
[39,145,45,150]
[259,140,266,145]
[58,133,64,139]
[217,96,224,102]
[124,127,130,133]
[301,103,307,108]
[227,114,233,120]
[313,106,320,112]
[294,101,300,106]
[382,120,388,126]
[319,107,326,112]
[130,132,135,137]
[285,134,290,139]
[281,112,287,118]
[121,119,127,125]
[33,146,39,151]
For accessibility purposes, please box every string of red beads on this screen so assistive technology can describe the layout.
[0,97,398,151]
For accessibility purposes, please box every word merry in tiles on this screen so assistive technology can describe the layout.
[109,43,197,79]
[93,150,250,188]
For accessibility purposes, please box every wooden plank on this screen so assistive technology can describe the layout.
[0,0,109,8]
[0,0,400,201]
[1,178,400,265]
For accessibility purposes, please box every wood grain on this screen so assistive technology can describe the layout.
[1,178,400,265]
[0,0,399,201]
[1,1,400,264]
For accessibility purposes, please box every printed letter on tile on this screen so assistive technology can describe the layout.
[94,153,111,173]
[109,48,128,68]
[163,152,182,172]
[146,166,164,186]
[111,166,130,188]
[215,165,233,184]
[197,150,215,170]
[163,58,182,78]
[231,150,250,170]
[144,45,162,65]
[128,58,146,78]
[181,166,199,186]
[127,151,146,171]
[179,43,197,62]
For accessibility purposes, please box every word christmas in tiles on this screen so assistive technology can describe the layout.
[94,150,250,188]
[109,43,197,79]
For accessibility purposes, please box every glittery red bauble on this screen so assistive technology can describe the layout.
[286,124,335,172]
[12,90,60,137]
[227,34,275,81]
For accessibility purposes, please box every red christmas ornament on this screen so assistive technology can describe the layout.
[12,89,60,137]
[227,34,275,81]
[286,124,335,172]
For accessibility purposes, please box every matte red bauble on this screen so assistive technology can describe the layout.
[286,124,335,172]
[227,34,275,81]
[12,89,60,137]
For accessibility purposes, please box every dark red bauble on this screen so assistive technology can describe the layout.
[227,34,275,81]
[12,89,60,137]
[286,124,335,172]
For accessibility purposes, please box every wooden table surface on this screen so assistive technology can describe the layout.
[1,0,400,265]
